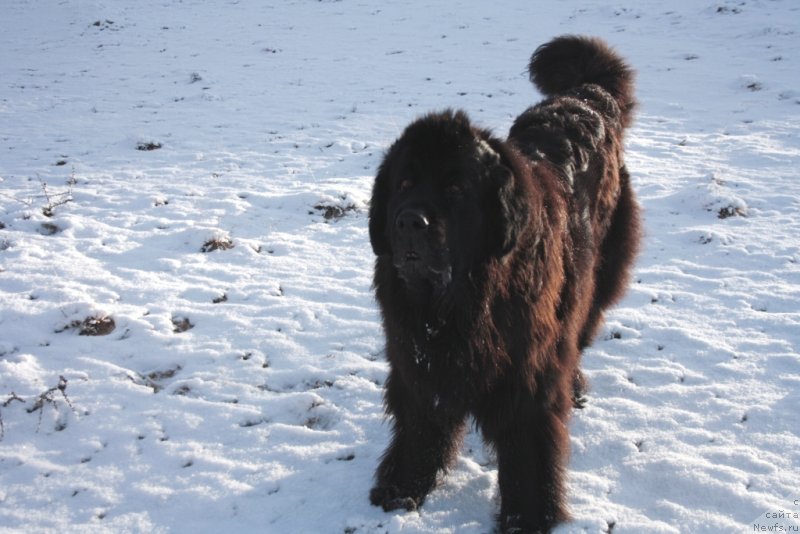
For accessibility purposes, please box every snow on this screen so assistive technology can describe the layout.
[1,0,799,532]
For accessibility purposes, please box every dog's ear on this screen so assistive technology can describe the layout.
[368,158,392,256]
[484,141,529,258]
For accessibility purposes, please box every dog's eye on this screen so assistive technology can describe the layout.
[398,179,414,192]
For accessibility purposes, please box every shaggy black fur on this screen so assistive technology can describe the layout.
[368,35,641,533]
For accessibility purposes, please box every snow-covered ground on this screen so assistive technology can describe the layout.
[1,1,798,532]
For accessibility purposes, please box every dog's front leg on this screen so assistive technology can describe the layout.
[370,370,466,512]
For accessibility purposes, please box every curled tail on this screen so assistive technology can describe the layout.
[529,35,636,127]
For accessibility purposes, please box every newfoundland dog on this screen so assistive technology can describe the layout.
[368,35,641,532]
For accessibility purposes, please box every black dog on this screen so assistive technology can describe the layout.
[368,35,640,533]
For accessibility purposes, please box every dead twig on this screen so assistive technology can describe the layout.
[0,392,25,440]
[39,177,73,217]
[26,376,76,433]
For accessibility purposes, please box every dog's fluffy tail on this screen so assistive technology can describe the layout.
[529,35,635,127]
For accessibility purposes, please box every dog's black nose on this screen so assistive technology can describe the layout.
[395,209,429,233]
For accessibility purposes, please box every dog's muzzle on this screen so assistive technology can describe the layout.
[392,208,452,288]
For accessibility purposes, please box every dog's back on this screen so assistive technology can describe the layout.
[510,34,641,352]
[509,35,635,181]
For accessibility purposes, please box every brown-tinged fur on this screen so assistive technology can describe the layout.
[368,35,641,533]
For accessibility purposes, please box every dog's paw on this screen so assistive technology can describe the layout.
[498,513,549,534]
[499,510,567,533]
[370,485,420,512]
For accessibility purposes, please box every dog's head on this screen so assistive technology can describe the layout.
[369,110,528,293]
